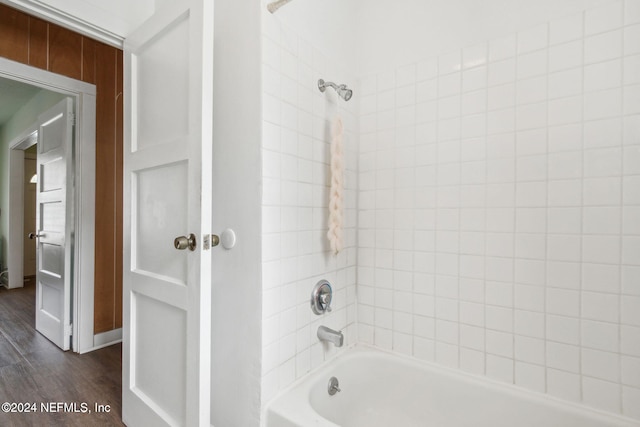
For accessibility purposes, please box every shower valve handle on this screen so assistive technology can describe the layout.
[311,280,333,315]
[320,293,332,312]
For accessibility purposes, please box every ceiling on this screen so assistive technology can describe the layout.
[0,77,41,127]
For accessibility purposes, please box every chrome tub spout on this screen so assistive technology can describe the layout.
[317,325,344,347]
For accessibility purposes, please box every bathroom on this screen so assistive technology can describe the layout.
[259,0,639,425]
[0,0,637,425]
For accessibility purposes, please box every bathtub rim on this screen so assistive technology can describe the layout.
[262,344,640,427]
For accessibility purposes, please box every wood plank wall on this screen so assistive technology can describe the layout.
[0,4,123,334]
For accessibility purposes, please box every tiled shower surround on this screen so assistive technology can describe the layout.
[262,0,640,421]
[358,1,640,419]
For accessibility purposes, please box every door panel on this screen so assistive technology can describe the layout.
[133,292,187,424]
[40,282,61,316]
[123,0,213,425]
[35,97,74,351]
[135,15,189,149]
[40,201,65,232]
[40,243,64,277]
[134,161,189,283]
[40,157,66,191]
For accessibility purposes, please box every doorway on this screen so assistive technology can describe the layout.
[10,97,76,351]
[0,71,124,423]
[0,58,97,354]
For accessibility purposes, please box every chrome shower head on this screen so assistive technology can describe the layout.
[318,79,353,102]
[337,85,353,101]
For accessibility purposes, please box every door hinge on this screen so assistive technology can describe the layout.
[69,113,76,126]
[65,323,73,337]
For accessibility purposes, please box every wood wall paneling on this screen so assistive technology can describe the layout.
[0,7,29,63]
[94,42,117,333]
[81,37,96,85]
[0,3,123,336]
[27,17,47,69]
[49,25,82,80]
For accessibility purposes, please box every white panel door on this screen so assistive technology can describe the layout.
[34,98,74,351]
[122,0,213,426]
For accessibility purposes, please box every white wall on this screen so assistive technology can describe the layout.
[260,0,359,406]
[357,0,640,420]
[355,0,614,76]
[210,0,263,426]
[264,0,358,75]
[0,89,66,273]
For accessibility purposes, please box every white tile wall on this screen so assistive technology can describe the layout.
[260,10,358,404]
[357,0,640,420]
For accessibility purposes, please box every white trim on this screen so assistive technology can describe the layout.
[0,57,96,96]
[87,328,123,353]
[74,91,96,354]
[0,0,124,48]
[2,57,97,354]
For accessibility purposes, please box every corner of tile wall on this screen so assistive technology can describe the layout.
[260,10,360,405]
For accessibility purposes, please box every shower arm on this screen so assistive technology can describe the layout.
[318,80,345,92]
[267,0,293,13]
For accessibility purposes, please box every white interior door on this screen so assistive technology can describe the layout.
[122,0,213,426]
[34,98,74,351]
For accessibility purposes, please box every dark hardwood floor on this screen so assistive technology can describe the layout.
[0,279,124,426]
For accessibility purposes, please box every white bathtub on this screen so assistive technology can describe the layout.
[265,346,640,427]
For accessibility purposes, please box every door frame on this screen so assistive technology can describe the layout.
[2,56,97,354]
